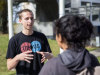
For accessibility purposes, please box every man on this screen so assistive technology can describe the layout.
[6,9,53,75]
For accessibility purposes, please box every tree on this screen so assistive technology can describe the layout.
[0,0,7,34]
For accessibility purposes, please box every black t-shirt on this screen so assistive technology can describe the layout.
[6,31,52,75]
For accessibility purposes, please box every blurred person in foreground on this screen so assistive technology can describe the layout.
[39,15,99,75]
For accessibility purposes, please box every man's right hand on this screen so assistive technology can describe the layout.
[17,51,34,63]
[7,51,34,70]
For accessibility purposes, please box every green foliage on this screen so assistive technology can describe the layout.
[0,0,7,34]
[0,0,6,11]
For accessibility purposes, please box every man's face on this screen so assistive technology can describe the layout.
[19,11,34,30]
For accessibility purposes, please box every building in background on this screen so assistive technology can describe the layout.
[12,0,100,46]
[65,0,100,46]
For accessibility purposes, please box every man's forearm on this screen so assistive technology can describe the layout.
[7,55,19,70]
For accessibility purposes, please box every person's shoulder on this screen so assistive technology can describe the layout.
[46,57,60,66]
[90,54,100,66]
[40,57,59,72]
[34,31,46,38]
[9,32,22,41]
[90,54,97,60]
[39,57,59,75]
[34,31,45,36]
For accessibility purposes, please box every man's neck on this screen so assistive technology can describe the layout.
[22,30,34,35]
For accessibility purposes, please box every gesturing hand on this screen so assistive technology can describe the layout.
[36,51,53,63]
[17,51,33,63]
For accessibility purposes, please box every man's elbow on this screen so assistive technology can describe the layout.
[7,65,12,70]
[7,58,13,70]
[7,64,15,70]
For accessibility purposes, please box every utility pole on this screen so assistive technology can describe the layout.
[59,0,65,18]
[8,0,14,39]
[59,0,65,53]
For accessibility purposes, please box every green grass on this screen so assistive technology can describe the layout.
[0,34,16,75]
[0,72,16,75]
[0,34,100,75]
[48,39,60,57]
[97,57,100,63]
[86,46,100,51]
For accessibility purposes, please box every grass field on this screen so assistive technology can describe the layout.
[0,34,16,75]
[0,34,100,75]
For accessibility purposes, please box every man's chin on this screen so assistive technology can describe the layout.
[25,28,33,30]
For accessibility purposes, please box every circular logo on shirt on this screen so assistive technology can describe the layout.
[21,42,32,52]
[31,41,41,52]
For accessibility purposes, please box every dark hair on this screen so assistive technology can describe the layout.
[55,15,93,51]
[17,9,33,19]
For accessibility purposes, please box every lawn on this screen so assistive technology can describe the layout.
[0,34,100,75]
[0,34,16,75]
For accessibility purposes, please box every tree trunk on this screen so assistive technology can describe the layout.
[1,1,8,34]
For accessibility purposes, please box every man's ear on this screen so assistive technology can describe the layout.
[19,19,21,23]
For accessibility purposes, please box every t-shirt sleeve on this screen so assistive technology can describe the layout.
[6,38,16,59]
[43,35,52,53]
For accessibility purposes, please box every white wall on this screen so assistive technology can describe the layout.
[92,21,100,26]
[33,21,53,36]
[13,22,53,36]
[21,2,36,19]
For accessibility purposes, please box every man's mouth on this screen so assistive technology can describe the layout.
[28,24,32,26]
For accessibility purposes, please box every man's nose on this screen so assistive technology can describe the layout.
[28,18,32,22]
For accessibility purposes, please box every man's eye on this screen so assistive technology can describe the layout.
[25,18,29,20]
[31,17,33,20]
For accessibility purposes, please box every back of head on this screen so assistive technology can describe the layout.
[55,15,93,51]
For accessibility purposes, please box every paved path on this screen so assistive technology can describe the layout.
[90,48,100,57]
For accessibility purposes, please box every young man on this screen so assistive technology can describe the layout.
[6,9,53,75]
